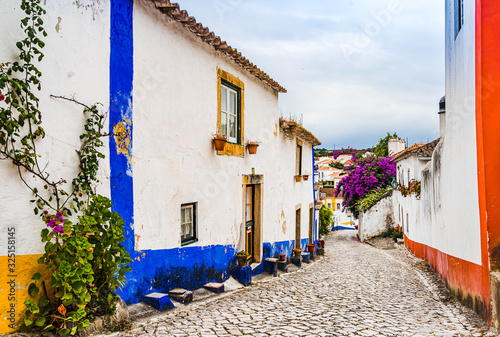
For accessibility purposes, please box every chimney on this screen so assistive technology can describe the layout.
[438,96,446,138]
[388,137,406,157]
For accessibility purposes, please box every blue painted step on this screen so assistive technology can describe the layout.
[142,292,174,311]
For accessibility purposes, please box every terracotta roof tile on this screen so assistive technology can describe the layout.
[279,119,321,146]
[153,1,286,93]
[392,139,440,161]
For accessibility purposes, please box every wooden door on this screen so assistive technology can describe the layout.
[245,185,254,262]
[295,208,301,250]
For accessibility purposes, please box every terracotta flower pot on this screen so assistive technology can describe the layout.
[307,243,316,253]
[295,175,302,183]
[303,175,309,181]
[247,143,258,154]
[213,138,227,151]
[279,253,286,261]
[237,254,248,266]
[293,249,302,257]
[318,240,325,248]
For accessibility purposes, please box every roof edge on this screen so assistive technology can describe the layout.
[153,0,287,93]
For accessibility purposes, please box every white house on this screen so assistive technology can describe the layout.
[0,1,320,332]
[392,0,500,326]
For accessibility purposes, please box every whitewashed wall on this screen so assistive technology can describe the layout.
[132,1,314,253]
[405,0,481,265]
[358,190,396,242]
[0,1,111,257]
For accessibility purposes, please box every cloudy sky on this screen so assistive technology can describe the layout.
[182,0,445,149]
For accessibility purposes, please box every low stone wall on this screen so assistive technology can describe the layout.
[358,190,396,242]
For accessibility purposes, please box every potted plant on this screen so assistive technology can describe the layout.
[295,175,302,183]
[306,243,316,253]
[246,141,259,154]
[279,253,286,261]
[292,248,302,257]
[213,133,227,151]
[318,240,325,248]
[236,250,249,266]
[302,175,309,181]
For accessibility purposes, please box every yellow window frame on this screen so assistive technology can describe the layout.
[217,69,245,157]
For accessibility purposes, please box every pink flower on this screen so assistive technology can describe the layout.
[54,225,64,233]
[0,94,4,102]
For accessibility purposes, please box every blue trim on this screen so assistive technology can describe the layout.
[119,244,237,304]
[110,0,134,254]
[262,238,309,260]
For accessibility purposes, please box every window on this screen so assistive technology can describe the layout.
[217,69,244,156]
[328,203,332,209]
[220,83,239,144]
[337,203,341,210]
[181,203,197,245]
[296,143,303,176]
[454,0,464,38]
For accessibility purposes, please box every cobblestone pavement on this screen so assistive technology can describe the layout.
[97,231,498,337]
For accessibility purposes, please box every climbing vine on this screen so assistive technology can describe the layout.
[0,1,131,335]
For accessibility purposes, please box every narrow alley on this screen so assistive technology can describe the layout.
[97,232,497,337]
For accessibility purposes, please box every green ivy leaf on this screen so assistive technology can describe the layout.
[28,283,39,296]
[58,328,70,335]
[34,316,45,327]
[24,317,33,326]
[32,272,41,283]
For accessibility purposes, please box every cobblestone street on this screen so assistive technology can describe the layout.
[98,231,498,337]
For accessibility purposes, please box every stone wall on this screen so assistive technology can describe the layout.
[358,190,396,242]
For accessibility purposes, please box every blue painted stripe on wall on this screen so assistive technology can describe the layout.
[110,0,135,254]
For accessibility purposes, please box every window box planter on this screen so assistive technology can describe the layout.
[295,175,302,183]
[213,134,227,152]
[246,142,259,154]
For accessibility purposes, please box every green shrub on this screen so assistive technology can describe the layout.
[357,187,392,213]
[319,205,333,235]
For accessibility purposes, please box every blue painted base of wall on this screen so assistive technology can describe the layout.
[333,225,356,231]
[262,238,310,261]
[118,238,316,304]
[117,244,237,304]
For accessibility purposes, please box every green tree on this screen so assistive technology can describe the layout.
[319,205,333,235]
[372,132,400,157]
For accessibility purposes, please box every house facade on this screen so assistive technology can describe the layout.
[398,0,500,326]
[0,1,320,332]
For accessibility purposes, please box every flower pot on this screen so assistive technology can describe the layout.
[247,143,259,154]
[236,254,248,266]
[295,175,302,183]
[303,175,309,181]
[293,249,302,257]
[307,243,316,253]
[318,240,325,248]
[213,138,227,151]
[279,253,286,261]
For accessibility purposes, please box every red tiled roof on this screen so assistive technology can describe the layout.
[392,142,425,161]
[154,1,286,93]
[279,119,321,146]
[392,139,440,161]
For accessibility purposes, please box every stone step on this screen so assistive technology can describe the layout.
[203,282,225,294]
[141,292,175,311]
[168,288,193,304]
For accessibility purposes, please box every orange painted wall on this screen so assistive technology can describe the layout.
[476,0,500,273]
[405,235,491,319]
[0,254,52,333]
